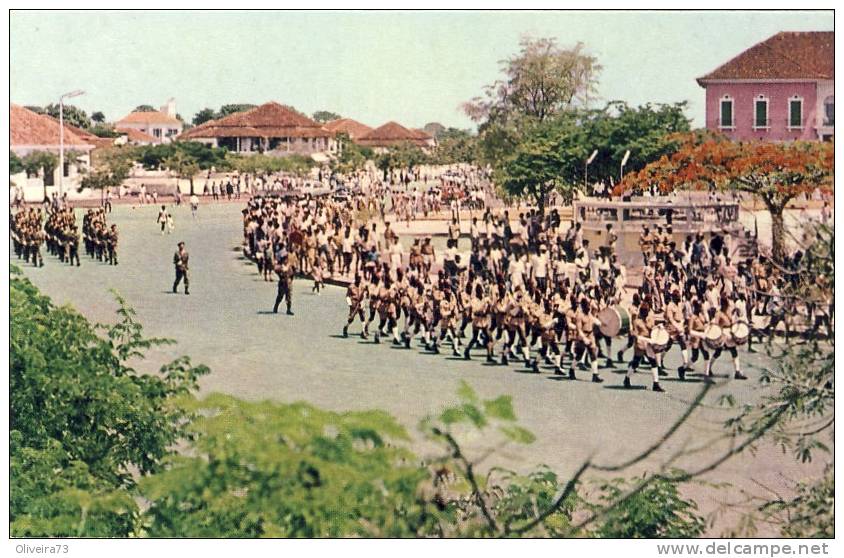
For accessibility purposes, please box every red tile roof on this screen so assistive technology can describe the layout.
[357,121,433,147]
[324,118,373,140]
[698,31,834,83]
[116,110,182,126]
[116,127,158,143]
[179,102,332,140]
[10,104,94,149]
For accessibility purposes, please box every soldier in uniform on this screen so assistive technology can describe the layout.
[623,304,665,392]
[106,224,119,265]
[342,275,367,338]
[272,246,295,315]
[172,241,190,295]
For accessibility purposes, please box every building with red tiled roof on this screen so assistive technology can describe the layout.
[324,118,373,140]
[116,127,158,145]
[10,104,95,190]
[697,31,834,141]
[115,107,183,144]
[356,121,435,149]
[178,102,336,155]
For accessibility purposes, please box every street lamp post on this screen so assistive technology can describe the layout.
[58,89,85,198]
[619,149,631,183]
[584,149,598,195]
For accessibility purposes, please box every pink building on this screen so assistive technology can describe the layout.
[697,32,833,142]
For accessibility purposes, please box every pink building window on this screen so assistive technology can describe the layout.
[788,96,803,129]
[719,96,734,129]
[753,95,769,130]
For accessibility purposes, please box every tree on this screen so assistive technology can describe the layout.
[89,124,121,138]
[133,104,156,112]
[10,150,24,174]
[423,122,446,138]
[430,128,479,165]
[331,133,372,174]
[619,134,833,262]
[463,36,601,128]
[80,147,134,202]
[722,225,834,537]
[10,269,208,536]
[22,151,59,199]
[218,103,257,117]
[312,110,341,123]
[91,111,106,123]
[164,151,200,195]
[375,143,428,181]
[192,107,216,126]
[43,103,92,130]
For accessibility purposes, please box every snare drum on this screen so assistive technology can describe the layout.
[598,306,631,338]
[731,321,750,345]
[751,314,771,331]
[704,324,724,350]
[649,325,670,354]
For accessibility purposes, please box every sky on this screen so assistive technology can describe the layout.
[10,10,834,130]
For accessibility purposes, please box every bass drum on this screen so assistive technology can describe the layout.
[704,324,724,350]
[731,322,750,345]
[751,314,771,331]
[598,306,631,338]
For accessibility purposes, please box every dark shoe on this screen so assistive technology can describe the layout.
[678,366,686,381]
[568,370,576,380]
[623,376,632,389]
[734,372,748,380]
[374,334,380,344]
[486,355,495,364]
[500,355,509,366]
[185,290,189,295]
[453,349,461,357]
[432,344,440,354]
[531,359,540,373]
[592,374,604,384]
[616,350,624,363]
[404,337,411,349]
[658,367,668,377]
[605,359,614,368]
[173,287,178,294]
[553,366,563,376]
[703,374,715,384]
[286,310,294,315]
[342,326,348,338]
[653,382,665,393]
[463,347,471,360]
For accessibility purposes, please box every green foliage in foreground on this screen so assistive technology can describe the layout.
[10,266,208,536]
[11,268,713,538]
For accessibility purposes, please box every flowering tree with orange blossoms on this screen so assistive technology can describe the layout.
[618,133,834,262]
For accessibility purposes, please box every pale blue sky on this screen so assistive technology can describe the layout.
[10,10,834,129]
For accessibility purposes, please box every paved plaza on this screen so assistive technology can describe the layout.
[13,202,826,533]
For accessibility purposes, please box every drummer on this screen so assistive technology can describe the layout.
[705,297,747,381]
[623,304,664,392]
[567,298,604,383]
[687,298,710,375]
[664,288,691,380]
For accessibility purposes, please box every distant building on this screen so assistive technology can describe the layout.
[178,101,336,156]
[115,127,158,146]
[10,104,94,188]
[115,100,183,143]
[697,31,834,141]
[356,121,435,150]
[324,118,373,141]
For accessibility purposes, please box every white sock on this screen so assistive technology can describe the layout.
[591,359,598,376]
[732,357,741,373]
[681,349,689,366]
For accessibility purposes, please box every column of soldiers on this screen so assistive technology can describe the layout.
[336,216,819,394]
[11,206,118,267]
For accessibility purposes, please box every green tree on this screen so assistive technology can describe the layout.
[10,269,208,536]
[134,104,156,112]
[22,151,59,199]
[80,147,134,203]
[463,36,601,127]
[91,111,106,123]
[164,150,201,195]
[331,133,372,174]
[312,110,341,123]
[10,150,25,174]
[589,475,706,538]
[218,103,257,117]
[192,107,217,126]
[431,128,479,165]
[43,103,92,130]
[89,124,121,138]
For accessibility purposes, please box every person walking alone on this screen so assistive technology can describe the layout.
[172,241,190,295]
